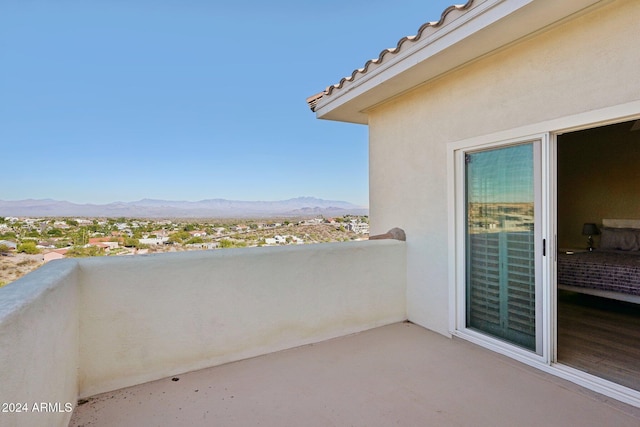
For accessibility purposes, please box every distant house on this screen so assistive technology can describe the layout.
[85,237,119,253]
[300,218,323,226]
[185,242,218,250]
[89,237,121,246]
[151,230,170,238]
[139,237,169,245]
[36,241,57,249]
[0,240,17,251]
[44,249,68,263]
[346,221,369,235]
[264,235,303,246]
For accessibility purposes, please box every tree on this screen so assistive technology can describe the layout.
[0,232,16,240]
[218,239,246,248]
[17,241,39,254]
[123,237,139,248]
[47,228,63,237]
[72,229,89,246]
[168,231,191,244]
[218,239,234,248]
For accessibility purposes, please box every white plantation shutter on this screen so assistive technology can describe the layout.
[465,143,537,352]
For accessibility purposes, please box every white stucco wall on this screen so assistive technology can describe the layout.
[0,260,79,427]
[368,0,640,335]
[77,240,406,398]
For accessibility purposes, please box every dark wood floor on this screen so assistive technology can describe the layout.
[557,290,640,391]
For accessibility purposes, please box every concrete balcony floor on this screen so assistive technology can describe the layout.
[70,323,640,427]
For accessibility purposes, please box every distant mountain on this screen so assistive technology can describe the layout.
[0,197,368,218]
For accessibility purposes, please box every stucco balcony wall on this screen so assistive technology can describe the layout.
[0,259,80,427]
[77,240,407,398]
[0,239,406,427]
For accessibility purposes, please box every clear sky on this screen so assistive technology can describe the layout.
[1,0,457,207]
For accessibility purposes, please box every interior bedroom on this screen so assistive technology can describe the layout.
[557,119,640,392]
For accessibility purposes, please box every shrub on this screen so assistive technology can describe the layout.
[17,241,39,254]
[66,246,105,258]
[218,239,246,248]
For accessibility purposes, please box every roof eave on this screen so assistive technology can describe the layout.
[312,0,605,125]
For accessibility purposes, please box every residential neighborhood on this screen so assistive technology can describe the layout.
[0,215,369,287]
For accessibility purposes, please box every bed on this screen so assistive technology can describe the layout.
[557,219,640,304]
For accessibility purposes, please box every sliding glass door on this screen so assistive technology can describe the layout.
[464,141,542,354]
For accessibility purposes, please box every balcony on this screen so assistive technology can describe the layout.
[1,238,639,426]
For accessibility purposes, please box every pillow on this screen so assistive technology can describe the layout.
[599,227,640,251]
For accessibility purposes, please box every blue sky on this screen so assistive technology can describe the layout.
[1,0,456,207]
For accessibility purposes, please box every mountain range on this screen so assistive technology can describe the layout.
[0,197,368,218]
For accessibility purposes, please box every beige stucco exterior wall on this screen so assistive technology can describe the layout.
[368,0,640,335]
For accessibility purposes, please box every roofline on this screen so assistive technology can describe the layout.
[324,1,475,99]
[306,0,474,114]
[308,0,605,124]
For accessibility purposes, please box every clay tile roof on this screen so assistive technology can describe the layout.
[307,0,474,112]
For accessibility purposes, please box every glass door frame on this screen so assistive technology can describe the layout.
[446,103,640,407]
[450,133,552,365]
